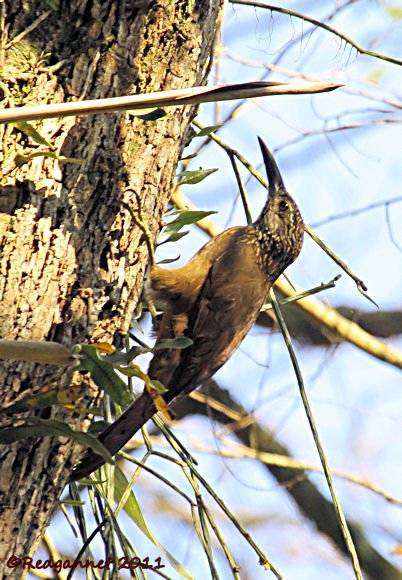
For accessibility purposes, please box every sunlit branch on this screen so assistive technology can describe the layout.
[230,1,402,67]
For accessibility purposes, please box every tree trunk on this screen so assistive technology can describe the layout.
[0,0,223,574]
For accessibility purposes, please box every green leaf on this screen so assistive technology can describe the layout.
[127,107,170,122]
[156,255,181,264]
[0,338,75,365]
[0,417,114,464]
[1,388,59,413]
[78,345,133,407]
[16,151,85,165]
[102,345,149,365]
[114,467,151,535]
[177,168,218,185]
[163,206,183,216]
[114,467,194,580]
[116,365,146,379]
[153,336,193,351]
[194,124,222,137]
[0,383,95,414]
[13,121,56,149]
[87,420,110,434]
[150,379,168,394]
[160,231,189,245]
[164,210,217,234]
[180,152,198,161]
[161,204,216,247]
[61,499,85,506]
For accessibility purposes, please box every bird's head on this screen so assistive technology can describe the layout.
[255,137,304,269]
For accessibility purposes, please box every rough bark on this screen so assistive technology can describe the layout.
[0,0,222,574]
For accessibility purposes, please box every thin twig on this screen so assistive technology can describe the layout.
[192,119,265,184]
[304,225,378,307]
[230,1,402,67]
[228,152,253,225]
[181,465,219,579]
[311,195,402,228]
[269,288,363,580]
[151,418,282,578]
[118,450,196,505]
[123,194,155,267]
[203,433,402,506]
[276,276,402,369]
[125,431,402,506]
[268,0,361,72]
[42,532,66,580]
[4,10,52,50]
[261,275,341,311]
[190,462,282,578]
[203,504,241,579]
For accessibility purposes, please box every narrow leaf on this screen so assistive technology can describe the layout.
[0,339,75,365]
[61,500,85,506]
[164,210,217,233]
[102,345,149,365]
[127,107,168,121]
[157,255,181,264]
[150,379,168,395]
[13,121,55,149]
[78,345,133,407]
[177,168,218,185]
[16,151,85,165]
[114,467,194,579]
[1,388,59,413]
[116,365,146,378]
[159,231,189,245]
[180,152,198,161]
[194,124,222,137]
[0,418,114,464]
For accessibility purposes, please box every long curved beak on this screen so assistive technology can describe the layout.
[258,137,285,193]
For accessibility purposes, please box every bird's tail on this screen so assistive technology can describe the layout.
[69,390,156,482]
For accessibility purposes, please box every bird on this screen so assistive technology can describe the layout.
[70,137,304,482]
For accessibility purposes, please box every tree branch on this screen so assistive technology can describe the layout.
[230,1,402,67]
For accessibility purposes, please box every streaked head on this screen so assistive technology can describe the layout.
[255,137,304,269]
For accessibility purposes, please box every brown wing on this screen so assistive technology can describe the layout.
[149,226,243,313]
[150,230,269,402]
[148,226,247,389]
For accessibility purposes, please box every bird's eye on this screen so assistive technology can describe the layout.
[279,200,289,212]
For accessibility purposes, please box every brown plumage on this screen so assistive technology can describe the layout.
[70,138,304,481]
